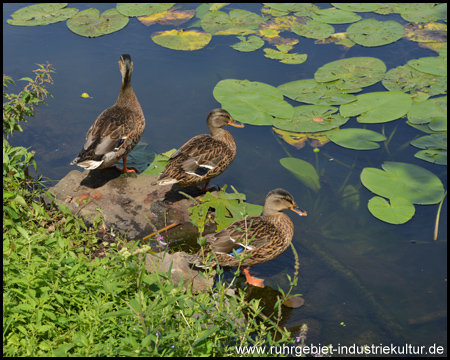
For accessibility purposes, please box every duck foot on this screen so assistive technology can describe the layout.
[243,268,265,288]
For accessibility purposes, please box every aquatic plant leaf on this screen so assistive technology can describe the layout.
[263,48,307,64]
[273,128,331,149]
[410,134,447,165]
[315,57,386,90]
[138,9,194,26]
[280,158,320,192]
[407,96,447,132]
[368,196,415,225]
[360,162,445,205]
[278,79,358,106]
[347,19,405,47]
[404,23,448,44]
[230,35,264,52]
[263,3,311,13]
[67,8,128,38]
[273,105,349,133]
[142,149,177,176]
[7,3,78,26]
[382,65,446,96]
[398,3,447,23]
[291,20,334,39]
[407,57,447,77]
[116,3,174,17]
[315,32,356,48]
[151,29,212,51]
[331,3,380,12]
[213,79,294,125]
[259,16,303,32]
[311,9,361,24]
[201,9,264,35]
[340,92,412,124]
[327,129,386,150]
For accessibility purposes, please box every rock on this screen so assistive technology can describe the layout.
[44,168,212,241]
[145,251,215,293]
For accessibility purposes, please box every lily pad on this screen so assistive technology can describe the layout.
[195,3,229,19]
[407,57,447,77]
[201,9,264,35]
[273,105,349,133]
[278,79,358,106]
[138,9,195,26]
[7,3,78,26]
[280,157,320,192]
[340,92,412,124]
[331,3,380,12]
[273,127,332,149]
[116,3,174,17]
[367,196,415,224]
[231,35,264,52]
[410,134,447,165]
[315,57,386,90]
[360,162,445,205]
[263,48,307,64]
[67,8,128,38]
[142,149,177,176]
[213,79,294,125]
[327,129,386,150]
[263,3,312,13]
[151,29,212,51]
[398,3,447,23]
[347,19,405,47]
[382,65,447,96]
[407,96,447,132]
[291,20,334,39]
[311,9,361,24]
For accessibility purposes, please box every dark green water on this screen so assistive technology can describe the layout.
[4,3,446,353]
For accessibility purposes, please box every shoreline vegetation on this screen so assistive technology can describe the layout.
[3,65,303,356]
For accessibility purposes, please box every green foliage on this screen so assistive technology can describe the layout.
[347,19,405,47]
[327,128,387,150]
[7,3,78,26]
[67,8,129,38]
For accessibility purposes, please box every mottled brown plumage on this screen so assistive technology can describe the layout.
[157,109,244,189]
[71,54,145,172]
[188,188,307,287]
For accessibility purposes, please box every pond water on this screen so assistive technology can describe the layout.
[4,3,447,353]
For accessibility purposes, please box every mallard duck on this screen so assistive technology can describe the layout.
[188,188,307,287]
[70,54,145,172]
[157,108,244,191]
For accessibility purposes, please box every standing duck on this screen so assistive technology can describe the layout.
[70,54,145,172]
[157,109,244,191]
[188,188,307,287]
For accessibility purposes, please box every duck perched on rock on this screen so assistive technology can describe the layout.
[157,109,244,191]
[188,188,307,287]
[71,54,145,173]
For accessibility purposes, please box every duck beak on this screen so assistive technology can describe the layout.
[290,204,307,216]
[228,118,245,128]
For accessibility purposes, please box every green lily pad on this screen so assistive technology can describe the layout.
[263,3,312,13]
[195,3,229,19]
[407,96,447,132]
[152,29,212,51]
[263,48,307,64]
[398,3,447,23]
[213,79,294,125]
[273,105,349,133]
[230,35,264,52]
[291,20,334,39]
[116,3,174,17]
[367,196,415,224]
[340,92,412,124]
[382,65,447,96]
[347,19,405,47]
[201,9,264,35]
[278,79,358,106]
[67,8,128,38]
[327,129,386,150]
[407,57,447,77]
[331,3,380,12]
[280,157,320,192]
[311,9,361,24]
[7,3,78,26]
[360,162,445,205]
[315,57,386,90]
[410,134,447,165]
[142,149,177,176]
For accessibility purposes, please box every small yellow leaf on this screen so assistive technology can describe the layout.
[81,93,92,99]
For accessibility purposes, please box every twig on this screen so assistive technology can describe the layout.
[142,222,181,241]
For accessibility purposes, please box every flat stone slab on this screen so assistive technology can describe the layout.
[44,168,212,241]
